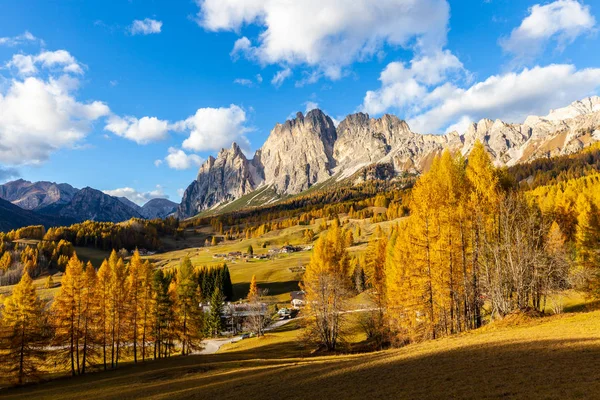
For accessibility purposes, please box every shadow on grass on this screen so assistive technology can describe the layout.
[232,280,299,300]
[563,299,600,313]
[6,338,600,400]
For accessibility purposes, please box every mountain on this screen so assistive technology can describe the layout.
[141,198,178,219]
[116,196,143,214]
[0,179,78,211]
[178,96,600,218]
[56,187,144,223]
[0,197,73,232]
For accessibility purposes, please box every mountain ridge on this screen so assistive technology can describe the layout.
[178,96,600,218]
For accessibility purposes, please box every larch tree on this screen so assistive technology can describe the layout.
[80,261,98,374]
[0,272,48,385]
[96,259,112,370]
[127,250,144,363]
[52,253,85,376]
[302,220,350,351]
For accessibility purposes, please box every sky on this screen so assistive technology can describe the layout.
[1,0,600,205]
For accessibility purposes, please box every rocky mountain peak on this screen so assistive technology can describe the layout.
[177,97,600,219]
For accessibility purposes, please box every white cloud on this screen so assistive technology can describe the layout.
[154,159,163,167]
[104,115,170,144]
[6,50,84,76]
[406,64,600,134]
[164,147,204,170]
[0,31,42,47]
[174,104,251,152]
[234,74,263,87]
[197,0,450,80]
[501,0,596,60]
[234,78,255,87]
[305,101,319,113]
[130,18,163,35]
[271,67,292,87]
[0,76,110,165]
[103,185,169,205]
[362,50,464,115]
[177,188,185,198]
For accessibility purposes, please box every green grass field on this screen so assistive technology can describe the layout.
[4,304,600,399]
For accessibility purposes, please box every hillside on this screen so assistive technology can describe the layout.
[3,307,600,400]
[0,197,72,231]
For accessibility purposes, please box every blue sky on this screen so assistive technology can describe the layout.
[1,0,600,204]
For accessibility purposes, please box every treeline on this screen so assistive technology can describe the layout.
[184,178,410,233]
[0,237,75,286]
[0,251,233,385]
[303,142,584,351]
[508,142,600,190]
[44,218,178,252]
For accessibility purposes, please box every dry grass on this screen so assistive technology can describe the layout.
[4,308,600,400]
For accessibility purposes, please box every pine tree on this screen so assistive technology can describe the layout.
[0,272,47,385]
[206,286,224,337]
[176,257,203,355]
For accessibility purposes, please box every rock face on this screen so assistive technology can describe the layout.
[0,179,78,211]
[141,198,178,219]
[177,97,600,218]
[178,143,260,217]
[57,187,144,223]
[256,110,337,194]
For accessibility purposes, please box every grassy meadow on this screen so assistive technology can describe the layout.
[3,302,600,399]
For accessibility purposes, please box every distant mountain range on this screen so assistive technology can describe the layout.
[3,96,600,229]
[177,96,600,218]
[0,179,177,230]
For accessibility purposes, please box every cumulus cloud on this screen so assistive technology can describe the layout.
[196,0,450,80]
[164,147,204,170]
[405,64,600,134]
[174,104,251,152]
[0,76,110,165]
[362,50,465,115]
[104,115,170,144]
[130,18,163,35]
[6,50,84,76]
[501,0,596,60]
[103,185,169,205]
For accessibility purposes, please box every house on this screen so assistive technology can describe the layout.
[290,291,306,308]
[200,302,269,334]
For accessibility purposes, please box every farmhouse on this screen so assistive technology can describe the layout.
[290,291,306,308]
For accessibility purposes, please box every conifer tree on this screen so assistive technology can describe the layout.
[176,257,203,355]
[52,253,85,376]
[248,275,258,302]
[1,272,48,385]
[206,286,224,337]
[80,261,98,374]
[127,250,144,363]
[302,220,350,351]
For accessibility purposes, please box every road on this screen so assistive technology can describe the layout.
[198,308,376,355]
